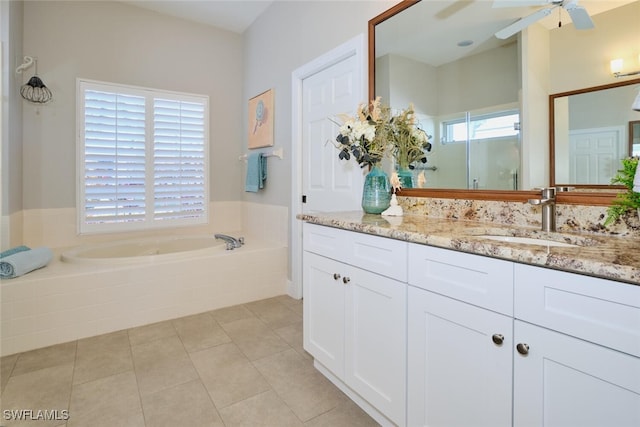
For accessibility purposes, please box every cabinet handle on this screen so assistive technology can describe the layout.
[333,273,341,280]
[342,276,350,284]
[516,343,530,355]
[492,334,504,346]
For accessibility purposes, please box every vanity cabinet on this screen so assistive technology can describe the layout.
[302,223,407,426]
[513,264,640,427]
[302,222,640,427]
[407,245,514,427]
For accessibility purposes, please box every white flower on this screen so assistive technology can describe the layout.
[353,121,376,142]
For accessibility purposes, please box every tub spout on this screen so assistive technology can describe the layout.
[214,234,244,250]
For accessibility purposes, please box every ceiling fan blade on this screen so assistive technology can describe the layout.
[495,7,553,39]
[565,3,595,30]
[492,0,551,8]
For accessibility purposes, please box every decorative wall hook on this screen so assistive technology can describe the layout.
[17,56,53,104]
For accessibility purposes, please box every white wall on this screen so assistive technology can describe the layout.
[242,0,396,208]
[21,1,244,211]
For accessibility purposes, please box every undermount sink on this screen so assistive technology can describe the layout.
[478,235,579,248]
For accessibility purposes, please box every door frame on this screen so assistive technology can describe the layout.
[289,34,366,299]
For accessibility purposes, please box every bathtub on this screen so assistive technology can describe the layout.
[1,234,288,356]
[61,235,228,265]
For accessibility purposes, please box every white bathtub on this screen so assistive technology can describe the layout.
[1,234,288,356]
[61,235,227,265]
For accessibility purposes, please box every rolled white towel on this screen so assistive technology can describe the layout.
[634,162,640,193]
[0,247,53,279]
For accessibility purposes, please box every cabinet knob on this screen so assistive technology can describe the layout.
[342,276,350,284]
[516,343,530,355]
[492,334,504,346]
[333,273,341,280]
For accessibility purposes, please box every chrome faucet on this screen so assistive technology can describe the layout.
[214,234,244,250]
[528,187,557,232]
[528,187,573,232]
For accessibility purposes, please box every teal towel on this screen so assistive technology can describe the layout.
[0,245,30,258]
[245,153,267,192]
[0,247,53,279]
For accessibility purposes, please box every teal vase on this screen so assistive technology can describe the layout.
[362,165,391,214]
[397,167,414,189]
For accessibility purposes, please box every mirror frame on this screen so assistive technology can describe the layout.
[368,0,618,206]
[549,77,640,188]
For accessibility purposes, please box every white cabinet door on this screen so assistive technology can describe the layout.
[407,286,513,427]
[303,251,345,377]
[345,266,406,426]
[513,320,640,427]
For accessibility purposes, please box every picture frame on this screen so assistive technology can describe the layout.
[248,89,274,149]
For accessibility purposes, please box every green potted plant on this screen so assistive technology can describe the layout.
[604,156,640,225]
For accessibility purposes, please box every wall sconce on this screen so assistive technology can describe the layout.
[633,88,640,111]
[610,56,640,78]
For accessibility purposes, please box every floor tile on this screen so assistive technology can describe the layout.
[274,321,311,360]
[209,304,255,325]
[2,363,73,427]
[253,349,345,422]
[172,313,231,353]
[304,399,380,427]
[274,295,303,315]
[11,341,76,377]
[130,335,199,396]
[244,298,302,329]
[141,379,224,427]
[127,320,176,346]
[1,353,18,392]
[221,317,290,361]
[190,342,270,409]
[73,330,133,385]
[218,390,304,427]
[68,371,143,427]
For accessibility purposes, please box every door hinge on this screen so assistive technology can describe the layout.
[302,195,307,203]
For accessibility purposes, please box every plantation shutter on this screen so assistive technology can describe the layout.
[83,89,147,225]
[153,98,206,221]
[78,79,209,233]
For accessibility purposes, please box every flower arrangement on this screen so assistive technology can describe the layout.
[333,98,432,170]
[389,104,432,170]
[604,156,640,225]
[333,97,393,168]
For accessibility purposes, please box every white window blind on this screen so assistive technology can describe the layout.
[78,79,209,233]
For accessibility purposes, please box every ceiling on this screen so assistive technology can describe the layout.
[119,0,274,33]
[375,0,637,67]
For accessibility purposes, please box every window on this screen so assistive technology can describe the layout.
[77,79,209,233]
[442,110,520,144]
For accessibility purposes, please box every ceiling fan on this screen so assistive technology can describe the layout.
[494,0,595,40]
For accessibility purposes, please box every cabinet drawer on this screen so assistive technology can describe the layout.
[304,223,407,282]
[408,244,514,316]
[514,264,640,357]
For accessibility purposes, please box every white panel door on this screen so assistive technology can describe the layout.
[302,54,364,212]
[569,127,622,184]
[513,320,640,427]
[302,251,345,377]
[407,287,513,427]
[344,265,406,426]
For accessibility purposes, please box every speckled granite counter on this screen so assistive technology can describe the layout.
[298,211,640,286]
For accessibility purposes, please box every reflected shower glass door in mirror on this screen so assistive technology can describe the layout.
[551,79,640,186]
[374,0,521,190]
[631,120,640,157]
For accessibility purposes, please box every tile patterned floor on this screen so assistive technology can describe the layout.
[0,295,379,427]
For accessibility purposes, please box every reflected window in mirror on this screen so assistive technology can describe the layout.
[630,120,640,157]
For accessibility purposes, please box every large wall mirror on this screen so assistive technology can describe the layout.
[369,0,640,204]
[550,78,640,187]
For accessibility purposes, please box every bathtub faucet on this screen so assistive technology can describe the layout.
[214,234,244,250]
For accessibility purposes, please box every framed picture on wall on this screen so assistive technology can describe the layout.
[248,89,274,149]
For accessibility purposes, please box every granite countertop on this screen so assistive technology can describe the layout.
[298,211,640,286]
